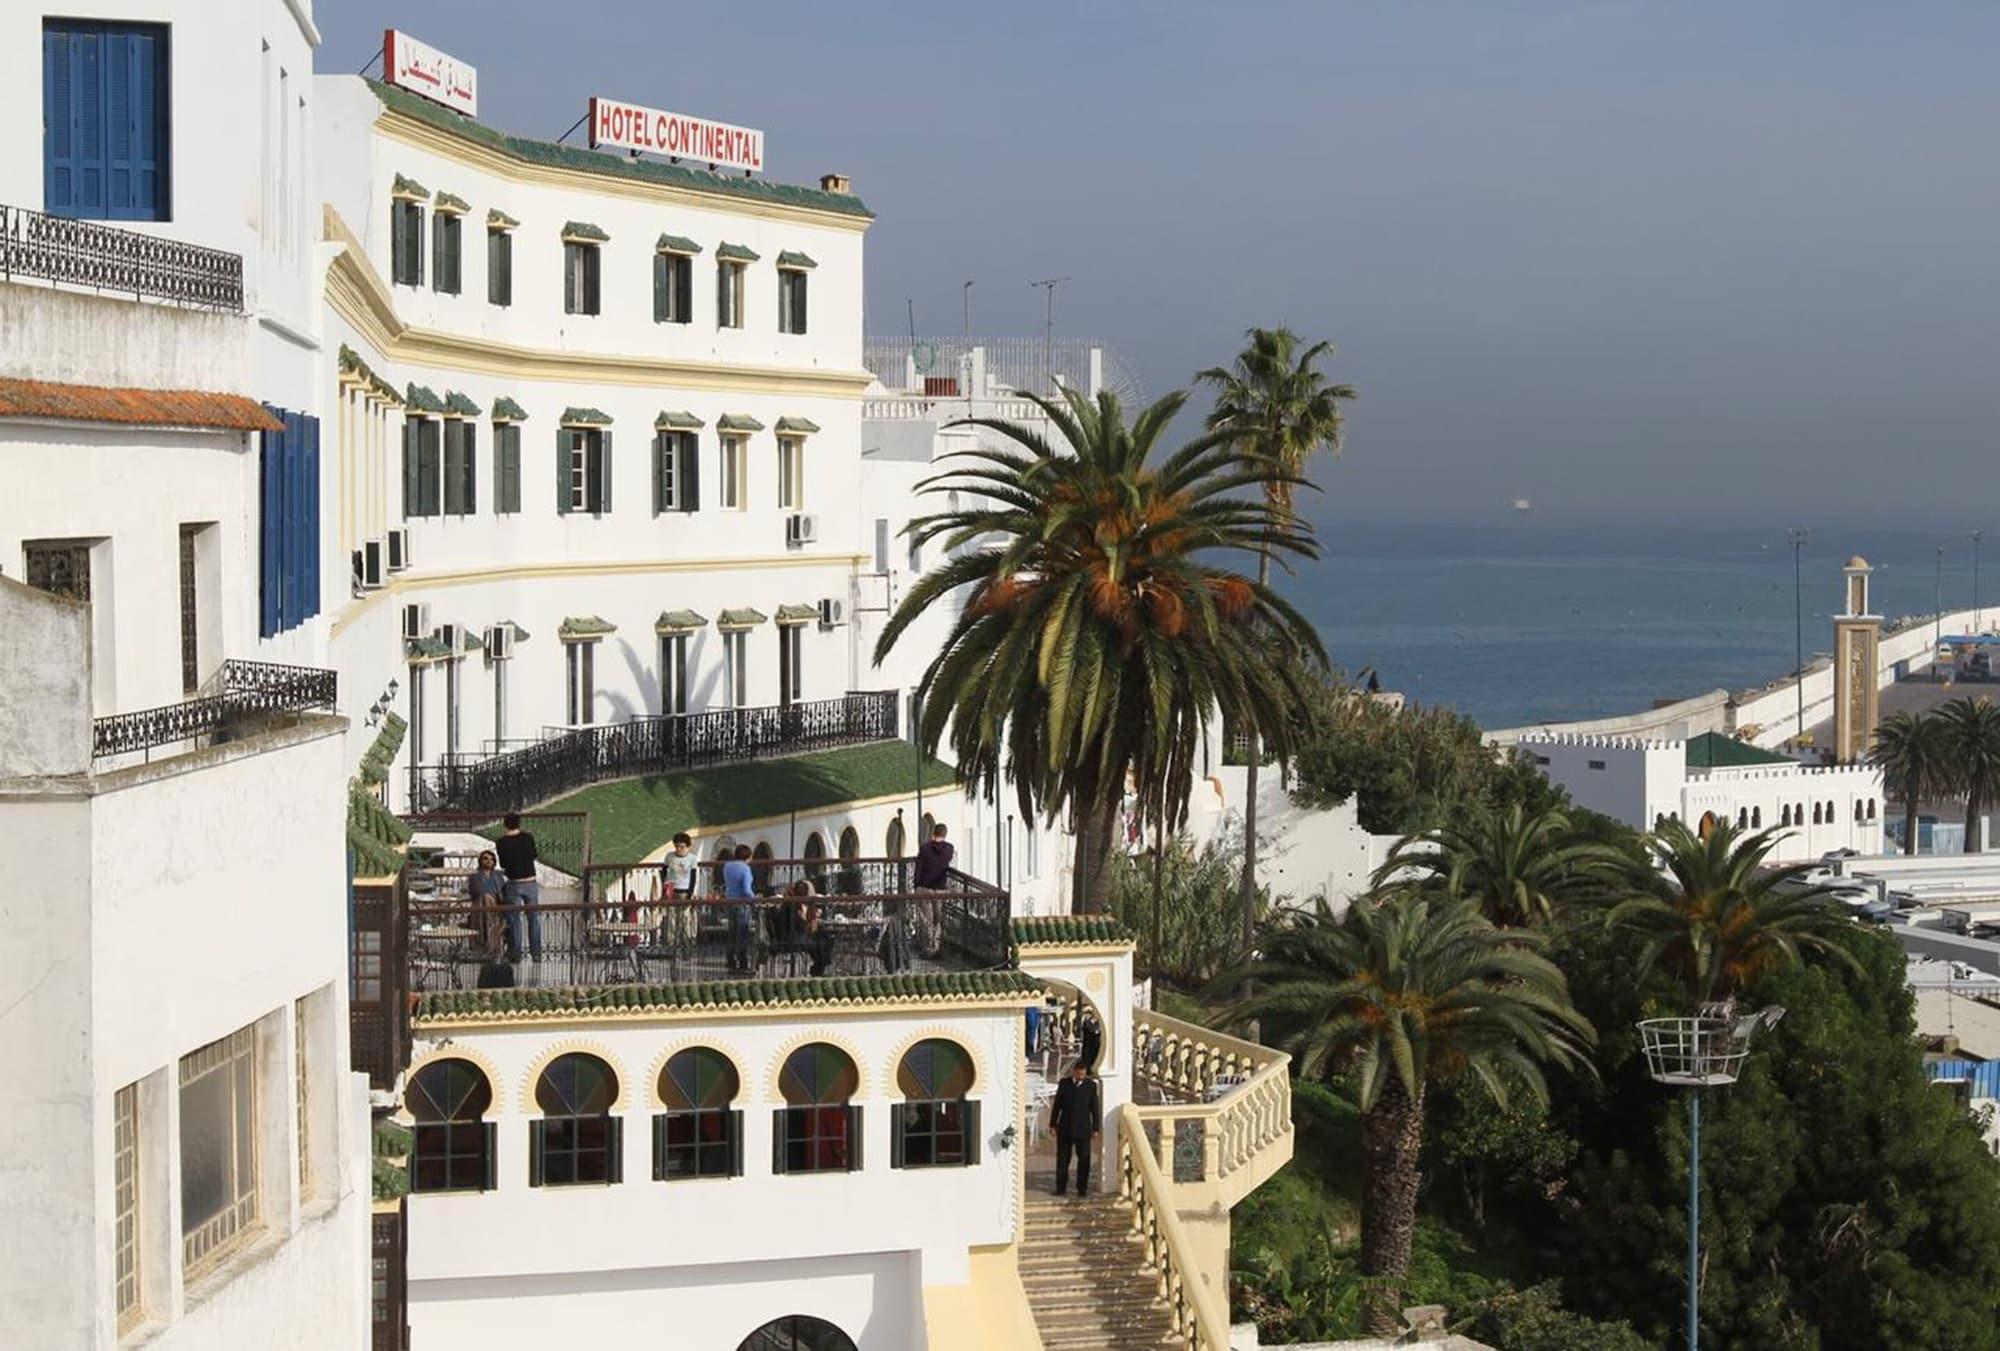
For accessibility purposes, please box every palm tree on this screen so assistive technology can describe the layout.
[1220,893,1593,1334]
[1869,710,1956,855]
[1604,820,1856,1007]
[1940,695,2000,853]
[875,385,1325,912]
[1384,802,1626,927]
[1199,329,1357,962]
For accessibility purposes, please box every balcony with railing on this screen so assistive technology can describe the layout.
[404,855,1011,993]
[1131,1009,1294,1208]
[406,689,900,814]
[1,203,244,311]
[93,659,339,764]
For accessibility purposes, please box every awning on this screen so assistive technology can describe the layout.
[405,384,446,414]
[559,406,613,426]
[391,173,429,201]
[561,220,610,243]
[0,377,282,433]
[500,621,531,643]
[774,416,820,435]
[406,636,452,662]
[717,413,765,432]
[716,242,760,263]
[655,609,709,633]
[486,208,519,231]
[654,410,705,431]
[656,233,703,255]
[491,396,527,422]
[559,615,617,641]
[775,603,820,626]
[434,191,470,215]
[717,607,768,630]
[444,390,481,417]
[776,250,817,270]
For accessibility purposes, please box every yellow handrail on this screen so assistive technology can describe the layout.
[1115,1103,1234,1350]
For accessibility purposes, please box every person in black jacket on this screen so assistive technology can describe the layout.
[1048,1059,1101,1196]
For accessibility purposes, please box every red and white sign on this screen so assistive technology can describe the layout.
[383,29,478,117]
[588,97,765,173]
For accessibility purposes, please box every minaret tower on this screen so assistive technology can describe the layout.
[1833,555,1883,763]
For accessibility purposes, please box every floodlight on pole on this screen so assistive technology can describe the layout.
[1638,1002,1785,1351]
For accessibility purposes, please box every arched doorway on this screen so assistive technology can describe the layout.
[885,816,906,858]
[737,1315,858,1351]
[1698,811,1718,840]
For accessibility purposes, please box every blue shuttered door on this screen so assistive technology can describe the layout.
[258,407,323,638]
[260,409,284,638]
[303,415,321,617]
[42,22,166,221]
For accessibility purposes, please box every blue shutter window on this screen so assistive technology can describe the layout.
[260,408,283,638]
[43,21,169,222]
[257,406,322,638]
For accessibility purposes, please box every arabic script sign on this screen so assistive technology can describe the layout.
[384,30,477,117]
[588,96,764,173]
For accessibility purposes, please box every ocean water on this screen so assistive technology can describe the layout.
[1282,519,1992,731]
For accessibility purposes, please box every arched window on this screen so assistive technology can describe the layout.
[737,1315,859,1351]
[407,1058,494,1193]
[1812,803,1823,825]
[803,832,827,885]
[1868,798,1878,821]
[893,1039,979,1169]
[752,840,775,895]
[1753,806,1762,828]
[1654,814,1666,831]
[920,812,936,843]
[1854,800,1864,823]
[1781,804,1792,827]
[837,826,862,895]
[654,1047,741,1180]
[884,817,906,858]
[1698,811,1718,841]
[775,1043,860,1175]
[531,1053,621,1187]
[1737,808,1748,830]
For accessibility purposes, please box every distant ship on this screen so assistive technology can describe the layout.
[1512,498,1532,512]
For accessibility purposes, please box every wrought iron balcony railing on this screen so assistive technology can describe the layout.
[0,203,245,311]
[407,690,900,814]
[92,658,338,761]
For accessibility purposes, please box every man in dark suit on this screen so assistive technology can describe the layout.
[1049,1059,1102,1196]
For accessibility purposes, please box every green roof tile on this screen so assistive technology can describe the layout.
[654,410,704,430]
[776,250,818,270]
[491,396,528,422]
[368,81,872,220]
[716,242,760,263]
[1010,914,1135,948]
[560,406,613,426]
[717,413,765,432]
[559,615,617,639]
[774,416,820,435]
[414,969,1042,1022]
[561,220,609,242]
[775,603,820,625]
[487,207,519,230]
[434,190,470,214]
[1685,731,1795,769]
[405,383,445,413]
[656,609,708,632]
[717,607,768,629]
[656,233,702,255]
[391,173,429,200]
[444,390,482,417]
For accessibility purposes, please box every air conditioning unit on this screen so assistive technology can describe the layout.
[439,621,464,654]
[485,624,514,660]
[401,601,431,643]
[387,526,412,572]
[818,597,845,628]
[787,513,818,546]
[359,539,388,590]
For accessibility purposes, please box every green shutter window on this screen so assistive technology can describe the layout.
[596,430,613,513]
[442,421,464,515]
[481,1121,499,1190]
[729,1109,745,1177]
[652,432,667,514]
[847,1105,864,1172]
[527,1119,546,1187]
[605,1116,625,1185]
[556,426,571,514]
[681,435,700,513]
[771,1108,788,1176]
[402,419,418,519]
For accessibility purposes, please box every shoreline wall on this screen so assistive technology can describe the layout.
[1487,607,1993,749]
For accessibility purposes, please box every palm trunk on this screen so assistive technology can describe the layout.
[1904,795,1921,857]
[1070,791,1121,914]
[1359,1075,1426,1337]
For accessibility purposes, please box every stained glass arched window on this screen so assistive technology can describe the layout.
[737,1315,858,1351]
[894,1039,979,1169]
[775,1043,859,1175]
[408,1058,494,1192]
[531,1053,621,1187]
[655,1048,741,1180]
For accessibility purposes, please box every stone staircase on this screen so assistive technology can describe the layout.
[1021,1191,1185,1349]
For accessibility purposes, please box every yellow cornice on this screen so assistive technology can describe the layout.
[323,205,873,397]
[413,991,1039,1033]
[328,552,869,638]
[377,108,873,234]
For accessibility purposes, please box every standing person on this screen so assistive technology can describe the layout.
[913,822,955,956]
[658,832,698,949]
[1048,1060,1102,1197]
[466,850,508,959]
[723,843,757,975]
[496,813,543,964]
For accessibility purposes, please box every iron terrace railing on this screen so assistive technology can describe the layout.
[0,203,245,311]
[406,857,1010,991]
[92,658,338,761]
[406,690,900,814]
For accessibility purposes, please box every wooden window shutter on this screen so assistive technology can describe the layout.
[680,435,700,513]
[771,1108,788,1175]
[555,427,570,514]
[676,258,693,323]
[527,1120,546,1187]
[890,1105,906,1170]
[651,1115,667,1181]
[596,431,613,513]
[652,433,666,515]
[729,1110,745,1177]
[653,254,668,323]
[402,419,419,519]
[847,1105,864,1172]
[563,243,577,313]
[605,1116,624,1184]
[481,1122,498,1191]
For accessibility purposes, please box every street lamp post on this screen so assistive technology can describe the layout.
[1976,530,1985,635]
[1640,1004,1787,1351]
[1938,546,1946,680]
[1788,528,1809,746]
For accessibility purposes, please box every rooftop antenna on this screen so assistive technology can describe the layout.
[1029,277,1069,395]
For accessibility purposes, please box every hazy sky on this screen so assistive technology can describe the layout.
[319,2,2000,523]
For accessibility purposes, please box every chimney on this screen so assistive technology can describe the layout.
[819,172,852,195]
